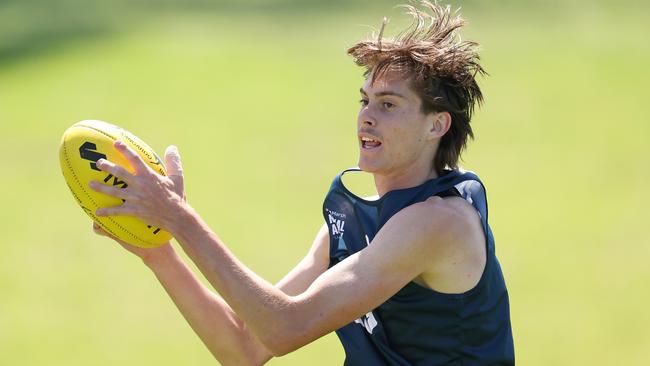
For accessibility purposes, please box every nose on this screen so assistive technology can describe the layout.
[358,106,376,127]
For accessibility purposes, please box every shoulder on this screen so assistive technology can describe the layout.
[379,195,482,257]
[400,195,481,239]
[396,196,486,292]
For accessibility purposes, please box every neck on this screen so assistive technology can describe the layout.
[373,164,438,197]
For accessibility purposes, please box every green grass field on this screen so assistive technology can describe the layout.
[1,1,649,364]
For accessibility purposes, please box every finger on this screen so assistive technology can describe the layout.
[96,204,139,217]
[164,145,184,195]
[95,158,134,183]
[114,140,149,174]
[93,222,130,246]
[92,222,115,239]
[92,222,106,236]
[88,180,133,200]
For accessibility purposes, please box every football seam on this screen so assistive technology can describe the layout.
[63,131,143,244]
[63,126,155,247]
[75,123,118,141]
[78,122,166,176]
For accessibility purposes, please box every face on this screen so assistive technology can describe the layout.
[357,71,445,176]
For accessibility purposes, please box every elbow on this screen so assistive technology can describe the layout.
[261,332,304,357]
[266,343,293,357]
[258,296,322,356]
[267,343,302,357]
[259,318,311,357]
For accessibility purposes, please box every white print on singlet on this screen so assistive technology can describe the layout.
[326,209,346,237]
[355,311,378,334]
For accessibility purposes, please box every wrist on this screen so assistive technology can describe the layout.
[165,201,199,239]
[141,243,179,269]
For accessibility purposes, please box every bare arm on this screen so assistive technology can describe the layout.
[94,221,329,365]
[164,196,475,355]
[91,142,481,357]
[144,244,269,366]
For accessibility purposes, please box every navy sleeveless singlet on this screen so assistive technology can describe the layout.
[322,168,514,365]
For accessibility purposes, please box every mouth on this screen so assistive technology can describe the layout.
[360,136,382,150]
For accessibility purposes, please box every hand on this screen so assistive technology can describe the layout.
[88,140,187,234]
[92,221,175,264]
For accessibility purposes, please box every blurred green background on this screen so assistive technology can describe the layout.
[1,0,649,364]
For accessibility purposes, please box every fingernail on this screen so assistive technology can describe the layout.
[96,209,104,216]
[115,140,124,148]
[96,159,104,167]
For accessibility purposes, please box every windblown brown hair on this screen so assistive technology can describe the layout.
[348,1,486,174]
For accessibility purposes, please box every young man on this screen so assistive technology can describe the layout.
[89,1,514,364]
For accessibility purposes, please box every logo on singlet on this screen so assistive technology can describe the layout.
[355,311,378,334]
[325,208,346,238]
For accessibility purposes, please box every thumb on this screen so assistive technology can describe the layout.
[164,145,184,196]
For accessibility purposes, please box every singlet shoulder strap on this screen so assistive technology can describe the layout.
[430,170,490,236]
[331,168,490,230]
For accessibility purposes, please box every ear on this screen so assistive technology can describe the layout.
[427,111,452,140]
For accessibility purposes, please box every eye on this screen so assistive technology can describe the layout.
[383,102,395,109]
[359,99,369,107]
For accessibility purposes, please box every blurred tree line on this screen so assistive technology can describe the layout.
[0,0,386,66]
[0,0,645,67]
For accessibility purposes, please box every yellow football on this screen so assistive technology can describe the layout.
[59,120,173,248]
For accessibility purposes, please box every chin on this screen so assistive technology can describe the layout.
[357,158,383,173]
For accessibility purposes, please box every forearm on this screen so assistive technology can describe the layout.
[169,206,307,354]
[144,248,272,365]
[89,141,320,355]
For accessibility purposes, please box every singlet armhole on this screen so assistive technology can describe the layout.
[436,186,462,199]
